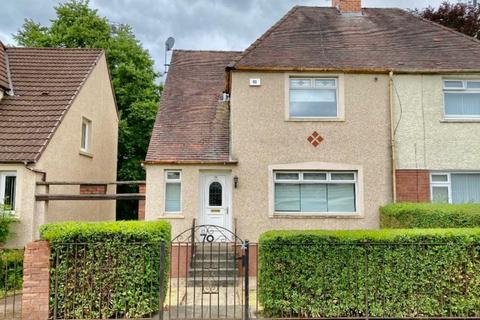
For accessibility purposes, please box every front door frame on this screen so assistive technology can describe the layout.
[199,171,233,232]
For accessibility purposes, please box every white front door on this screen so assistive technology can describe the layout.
[200,173,232,241]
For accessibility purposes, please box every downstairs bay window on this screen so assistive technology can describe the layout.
[274,171,357,214]
[431,173,480,204]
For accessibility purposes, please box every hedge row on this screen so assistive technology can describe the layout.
[380,203,480,228]
[259,229,480,318]
[40,221,171,319]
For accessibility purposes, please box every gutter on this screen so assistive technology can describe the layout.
[143,160,238,165]
[389,71,397,203]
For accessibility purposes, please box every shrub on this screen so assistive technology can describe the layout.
[259,229,480,318]
[40,221,171,319]
[0,249,23,297]
[0,204,19,243]
[380,203,480,228]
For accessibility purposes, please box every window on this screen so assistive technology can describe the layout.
[431,173,480,204]
[80,117,92,153]
[165,171,181,213]
[289,77,338,118]
[208,182,222,206]
[443,80,480,118]
[274,171,356,214]
[0,172,16,213]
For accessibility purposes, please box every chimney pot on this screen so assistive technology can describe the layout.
[332,0,362,14]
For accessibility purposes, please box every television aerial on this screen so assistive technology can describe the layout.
[164,36,175,74]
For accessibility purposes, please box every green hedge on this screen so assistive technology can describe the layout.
[259,229,480,318]
[0,249,23,298]
[40,221,171,319]
[380,203,480,228]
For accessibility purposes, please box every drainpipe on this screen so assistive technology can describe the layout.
[389,71,397,203]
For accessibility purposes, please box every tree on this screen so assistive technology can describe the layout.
[413,2,480,39]
[14,0,161,219]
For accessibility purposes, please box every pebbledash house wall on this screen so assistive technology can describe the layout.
[145,72,392,241]
[3,54,118,248]
[393,74,480,202]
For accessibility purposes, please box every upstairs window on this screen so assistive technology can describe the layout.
[274,171,356,214]
[165,171,181,213]
[443,80,480,119]
[0,172,16,213]
[81,117,92,153]
[289,78,338,118]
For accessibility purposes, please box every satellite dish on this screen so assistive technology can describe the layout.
[165,37,175,51]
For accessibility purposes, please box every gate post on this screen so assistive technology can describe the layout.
[243,240,250,320]
[157,241,166,320]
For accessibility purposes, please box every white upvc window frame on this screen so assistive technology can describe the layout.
[286,75,344,121]
[430,172,480,204]
[164,170,182,214]
[430,173,452,204]
[80,117,92,154]
[0,171,16,214]
[443,79,480,119]
[273,170,358,215]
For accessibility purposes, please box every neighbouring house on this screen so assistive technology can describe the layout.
[0,42,118,247]
[143,0,480,241]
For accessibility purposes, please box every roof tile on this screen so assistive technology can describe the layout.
[0,47,103,162]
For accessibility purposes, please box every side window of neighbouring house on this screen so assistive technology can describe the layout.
[431,173,480,204]
[0,172,16,212]
[80,117,92,153]
[274,171,356,213]
[443,80,480,119]
[165,171,181,213]
[289,78,338,118]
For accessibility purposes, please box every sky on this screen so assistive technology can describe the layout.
[0,0,461,78]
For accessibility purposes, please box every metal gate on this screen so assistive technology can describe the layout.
[165,223,250,320]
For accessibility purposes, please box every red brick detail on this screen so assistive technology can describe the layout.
[22,241,50,320]
[138,183,146,221]
[332,0,362,13]
[396,169,430,202]
[80,184,107,194]
[307,131,324,147]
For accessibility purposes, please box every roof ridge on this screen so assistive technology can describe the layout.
[228,5,301,68]
[7,46,104,51]
[404,9,480,47]
[174,49,243,54]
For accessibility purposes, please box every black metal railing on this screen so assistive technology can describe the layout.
[0,249,22,320]
[50,241,167,320]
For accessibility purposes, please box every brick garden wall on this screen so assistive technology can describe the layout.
[22,241,50,320]
[138,183,146,220]
[396,169,430,202]
[80,184,107,194]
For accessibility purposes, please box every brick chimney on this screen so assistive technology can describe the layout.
[332,0,362,14]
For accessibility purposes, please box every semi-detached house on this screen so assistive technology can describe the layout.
[143,0,480,241]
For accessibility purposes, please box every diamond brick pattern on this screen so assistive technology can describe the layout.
[307,131,323,147]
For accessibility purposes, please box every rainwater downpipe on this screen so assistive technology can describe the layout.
[389,71,397,203]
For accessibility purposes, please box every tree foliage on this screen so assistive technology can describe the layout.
[14,0,161,183]
[413,2,480,38]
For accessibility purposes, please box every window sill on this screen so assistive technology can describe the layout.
[160,214,184,219]
[286,117,345,122]
[79,150,93,158]
[440,118,480,123]
[270,212,362,219]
